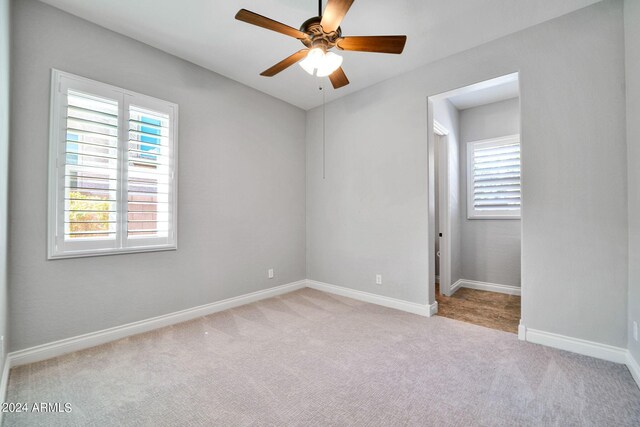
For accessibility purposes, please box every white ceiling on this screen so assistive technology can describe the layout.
[38,0,601,110]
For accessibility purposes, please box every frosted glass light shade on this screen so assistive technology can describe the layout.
[299,48,343,77]
[299,48,325,75]
[316,52,343,77]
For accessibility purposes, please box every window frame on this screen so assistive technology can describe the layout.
[48,69,179,259]
[466,134,521,220]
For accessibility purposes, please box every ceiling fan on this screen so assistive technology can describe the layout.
[235,0,407,89]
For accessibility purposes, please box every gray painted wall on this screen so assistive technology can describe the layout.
[433,99,462,287]
[9,0,306,351]
[7,0,633,355]
[625,0,640,362]
[306,1,628,347]
[459,98,521,286]
[0,0,10,363]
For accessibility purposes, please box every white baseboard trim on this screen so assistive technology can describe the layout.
[450,279,463,294]
[523,326,627,364]
[306,280,436,317]
[627,351,640,389]
[452,279,521,296]
[7,280,306,368]
[521,323,639,387]
[518,319,526,341]
[430,301,438,316]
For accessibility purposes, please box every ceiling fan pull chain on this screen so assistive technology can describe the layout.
[316,78,326,179]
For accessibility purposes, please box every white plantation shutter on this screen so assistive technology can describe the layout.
[65,91,119,240]
[467,135,521,219]
[49,70,178,258]
[125,99,175,248]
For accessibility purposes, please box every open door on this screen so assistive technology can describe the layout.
[434,125,452,296]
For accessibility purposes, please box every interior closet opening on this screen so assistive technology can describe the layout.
[428,73,522,334]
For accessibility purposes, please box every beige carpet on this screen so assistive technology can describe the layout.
[3,288,640,426]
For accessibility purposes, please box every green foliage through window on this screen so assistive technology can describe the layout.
[68,191,111,238]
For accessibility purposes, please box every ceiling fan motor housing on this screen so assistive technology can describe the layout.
[300,17,342,51]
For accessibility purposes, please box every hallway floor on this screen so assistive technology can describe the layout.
[435,284,521,333]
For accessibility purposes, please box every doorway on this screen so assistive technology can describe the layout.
[433,124,451,295]
[428,73,522,334]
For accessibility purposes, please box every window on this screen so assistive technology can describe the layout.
[48,70,178,259]
[466,135,520,219]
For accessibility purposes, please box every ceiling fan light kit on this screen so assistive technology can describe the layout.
[299,48,343,77]
[235,0,407,89]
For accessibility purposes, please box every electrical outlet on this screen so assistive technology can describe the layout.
[375,274,382,285]
[268,269,274,279]
[634,321,638,342]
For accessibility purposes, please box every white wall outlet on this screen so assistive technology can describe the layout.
[634,321,638,342]
[375,274,382,285]
[268,269,274,279]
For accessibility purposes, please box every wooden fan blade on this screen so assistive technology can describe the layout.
[260,50,309,77]
[337,35,407,54]
[320,0,354,33]
[235,9,308,40]
[329,67,349,89]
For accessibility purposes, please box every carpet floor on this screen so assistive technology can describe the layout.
[3,288,640,426]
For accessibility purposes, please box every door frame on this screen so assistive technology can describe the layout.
[426,96,453,307]
[426,72,523,332]
[433,122,452,296]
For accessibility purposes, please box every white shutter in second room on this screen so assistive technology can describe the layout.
[467,135,521,219]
